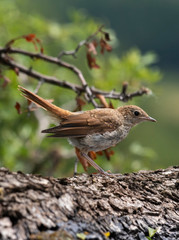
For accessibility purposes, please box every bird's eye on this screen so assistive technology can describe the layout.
[134,110,140,116]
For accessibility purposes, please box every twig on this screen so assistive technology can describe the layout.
[27,79,45,113]
[121,82,128,95]
[0,47,99,107]
[0,53,149,102]
[34,79,45,94]
[0,35,150,107]
[58,25,104,58]
[96,94,109,108]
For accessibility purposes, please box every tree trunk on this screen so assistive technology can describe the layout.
[0,166,178,240]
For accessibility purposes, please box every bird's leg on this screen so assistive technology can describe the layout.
[80,152,111,176]
[74,157,79,176]
[75,147,90,173]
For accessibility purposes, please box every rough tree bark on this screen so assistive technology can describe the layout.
[0,167,178,240]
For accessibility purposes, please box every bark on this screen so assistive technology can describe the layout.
[0,166,178,240]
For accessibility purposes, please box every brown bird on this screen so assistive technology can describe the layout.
[19,86,156,175]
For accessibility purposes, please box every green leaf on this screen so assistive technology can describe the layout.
[148,227,157,238]
[76,232,87,240]
[146,237,152,240]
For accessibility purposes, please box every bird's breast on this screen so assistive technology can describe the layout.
[68,126,130,152]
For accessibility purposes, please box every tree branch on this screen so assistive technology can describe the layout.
[0,26,150,106]
[0,53,149,103]
[58,25,104,58]
[0,47,99,107]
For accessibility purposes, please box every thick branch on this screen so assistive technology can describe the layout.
[0,47,98,107]
[0,49,149,102]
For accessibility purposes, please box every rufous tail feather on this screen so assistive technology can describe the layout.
[18,85,72,119]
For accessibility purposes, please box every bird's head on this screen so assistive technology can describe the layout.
[118,105,156,127]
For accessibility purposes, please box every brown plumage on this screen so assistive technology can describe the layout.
[19,86,71,119]
[19,85,156,175]
[42,108,122,138]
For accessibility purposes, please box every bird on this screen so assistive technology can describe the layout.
[18,85,156,175]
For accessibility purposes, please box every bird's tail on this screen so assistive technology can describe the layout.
[18,85,72,119]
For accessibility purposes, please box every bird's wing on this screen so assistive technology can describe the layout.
[42,108,122,138]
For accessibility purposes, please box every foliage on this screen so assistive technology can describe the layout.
[0,0,161,176]
[24,0,179,69]
[146,227,157,240]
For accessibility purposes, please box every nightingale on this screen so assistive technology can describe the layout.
[19,86,156,175]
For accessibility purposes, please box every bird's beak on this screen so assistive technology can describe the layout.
[145,116,157,122]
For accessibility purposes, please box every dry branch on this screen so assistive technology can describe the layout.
[0,26,151,107]
[58,25,104,58]
[0,47,149,105]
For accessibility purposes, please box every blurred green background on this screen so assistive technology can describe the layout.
[0,0,178,177]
